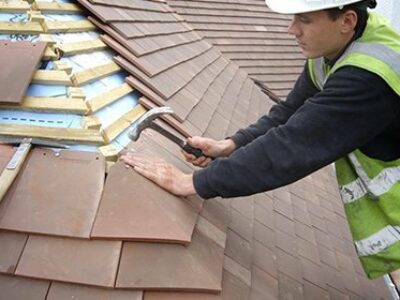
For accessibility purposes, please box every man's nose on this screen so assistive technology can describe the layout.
[288,19,299,36]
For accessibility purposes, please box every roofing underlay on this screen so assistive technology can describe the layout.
[0,0,397,299]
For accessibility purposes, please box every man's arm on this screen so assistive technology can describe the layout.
[231,65,319,148]
[193,67,400,199]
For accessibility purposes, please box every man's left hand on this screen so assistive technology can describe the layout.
[120,153,196,197]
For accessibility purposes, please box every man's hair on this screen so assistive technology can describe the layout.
[325,0,377,32]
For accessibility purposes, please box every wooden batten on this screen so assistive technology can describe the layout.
[45,20,95,33]
[43,46,60,61]
[67,87,86,99]
[0,124,104,145]
[1,97,89,114]
[0,21,43,34]
[32,70,72,85]
[53,61,73,75]
[71,61,121,87]
[98,145,120,162]
[57,39,106,56]
[81,115,101,130]
[87,83,133,113]
[0,1,30,13]
[103,104,147,143]
[32,1,82,14]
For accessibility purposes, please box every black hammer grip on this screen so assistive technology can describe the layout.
[182,142,207,159]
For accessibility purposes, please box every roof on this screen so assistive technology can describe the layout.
[0,0,395,299]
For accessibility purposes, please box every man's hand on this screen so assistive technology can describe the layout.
[182,137,236,167]
[120,153,196,197]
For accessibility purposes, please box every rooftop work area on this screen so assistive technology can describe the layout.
[0,0,399,299]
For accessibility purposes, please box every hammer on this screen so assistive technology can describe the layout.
[129,107,207,158]
[0,137,68,203]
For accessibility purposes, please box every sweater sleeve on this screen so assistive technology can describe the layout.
[231,64,319,148]
[193,66,400,199]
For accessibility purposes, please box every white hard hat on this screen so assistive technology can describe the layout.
[265,0,367,14]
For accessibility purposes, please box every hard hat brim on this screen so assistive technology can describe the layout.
[265,0,365,14]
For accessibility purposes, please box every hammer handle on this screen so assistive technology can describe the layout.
[182,142,207,159]
[149,122,208,158]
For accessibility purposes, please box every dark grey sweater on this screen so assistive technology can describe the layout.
[193,65,400,199]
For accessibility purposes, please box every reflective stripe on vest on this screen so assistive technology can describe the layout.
[355,225,400,256]
[308,13,400,93]
[313,13,400,279]
[309,41,400,90]
[340,153,400,203]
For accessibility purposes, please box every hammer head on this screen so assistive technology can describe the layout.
[129,106,174,141]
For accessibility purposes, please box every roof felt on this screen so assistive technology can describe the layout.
[0,0,395,299]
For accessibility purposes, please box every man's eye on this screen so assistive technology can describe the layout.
[299,17,311,23]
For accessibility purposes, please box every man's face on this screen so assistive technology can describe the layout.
[288,10,347,60]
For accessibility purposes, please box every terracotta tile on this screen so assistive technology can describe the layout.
[117,228,224,292]
[228,208,253,243]
[318,245,339,269]
[314,228,333,249]
[144,269,250,300]
[293,205,312,227]
[0,231,27,274]
[278,272,304,299]
[253,241,278,278]
[91,161,200,243]
[114,22,191,39]
[47,282,143,300]
[0,149,105,238]
[273,197,293,220]
[0,274,49,300]
[200,200,230,233]
[274,212,295,237]
[254,221,275,250]
[254,201,274,230]
[321,264,346,293]
[16,235,121,287]
[296,238,320,265]
[300,257,326,289]
[196,216,226,249]
[0,145,16,171]
[327,286,350,300]
[0,41,47,104]
[303,281,329,300]
[310,214,328,233]
[249,266,278,300]
[275,230,297,257]
[223,255,251,287]
[295,221,316,244]
[341,271,364,298]
[145,291,219,300]
[276,249,302,283]
[336,251,355,272]
[219,269,250,300]
[225,229,252,270]
[230,196,254,221]
[254,192,273,210]
[91,0,169,12]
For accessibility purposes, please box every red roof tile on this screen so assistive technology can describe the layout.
[0,149,105,238]
[16,235,122,287]
[0,41,47,105]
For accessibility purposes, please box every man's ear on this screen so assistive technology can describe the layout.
[341,10,358,33]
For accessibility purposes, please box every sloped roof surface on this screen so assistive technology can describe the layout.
[166,0,305,99]
[0,0,395,299]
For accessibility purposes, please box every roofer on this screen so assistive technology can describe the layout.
[121,0,400,279]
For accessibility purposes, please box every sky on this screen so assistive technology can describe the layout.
[374,0,400,31]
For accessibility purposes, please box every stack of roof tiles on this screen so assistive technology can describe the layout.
[0,0,394,299]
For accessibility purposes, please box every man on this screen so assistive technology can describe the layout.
[122,0,400,279]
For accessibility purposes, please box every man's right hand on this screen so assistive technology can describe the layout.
[182,136,236,167]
